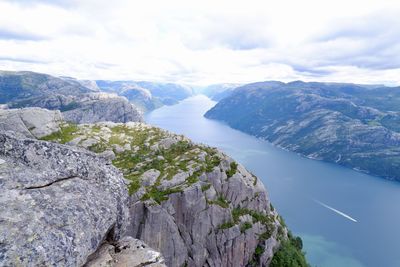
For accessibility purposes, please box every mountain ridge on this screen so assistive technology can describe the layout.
[205,81,400,181]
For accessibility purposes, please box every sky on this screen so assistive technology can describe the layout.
[0,0,400,85]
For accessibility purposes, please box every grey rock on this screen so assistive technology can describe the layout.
[158,171,188,190]
[98,150,116,161]
[0,133,129,267]
[127,152,282,267]
[62,93,143,124]
[0,108,63,138]
[158,137,178,149]
[141,169,160,187]
[85,236,166,267]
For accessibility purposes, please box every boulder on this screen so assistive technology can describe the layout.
[0,133,129,267]
[0,108,63,138]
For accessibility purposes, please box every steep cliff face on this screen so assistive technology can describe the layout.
[205,81,400,181]
[42,121,307,266]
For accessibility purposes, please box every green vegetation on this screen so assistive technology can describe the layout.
[141,186,183,204]
[226,161,238,178]
[254,245,264,257]
[186,170,201,185]
[231,207,275,242]
[205,155,221,172]
[270,232,309,267]
[218,221,235,230]
[208,195,229,208]
[201,183,212,192]
[232,207,273,226]
[40,123,79,144]
[41,123,224,203]
[248,245,266,267]
[240,222,252,233]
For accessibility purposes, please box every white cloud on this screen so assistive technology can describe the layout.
[0,0,400,85]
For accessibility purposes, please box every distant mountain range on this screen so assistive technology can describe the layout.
[96,80,193,112]
[0,71,196,124]
[200,83,242,101]
[205,81,400,181]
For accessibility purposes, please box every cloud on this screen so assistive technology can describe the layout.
[0,56,49,64]
[5,0,75,8]
[0,0,399,85]
[307,12,400,70]
[0,29,46,41]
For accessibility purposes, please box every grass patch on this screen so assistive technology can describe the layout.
[218,221,235,230]
[205,155,221,172]
[208,195,229,208]
[240,222,252,233]
[40,123,79,144]
[187,170,201,185]
[201,183,212,192]
[226,162,238,178]
[141,186,183,204]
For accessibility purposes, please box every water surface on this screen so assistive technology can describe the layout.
[146,95,400,267]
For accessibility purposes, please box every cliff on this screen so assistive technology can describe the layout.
[0,108,307,266]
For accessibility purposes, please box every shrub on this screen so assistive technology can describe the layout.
[270,233,309,267]
[226,162,238,178]
[240,222,252,233]
[219,221,235,230]
[201,183,212,192]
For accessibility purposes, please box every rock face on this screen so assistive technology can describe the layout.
[41,122,307,267]
[205,81,400,181]
[0,107,63,138]
[0,71,143,123]
[128,158,281,267]
[62,93,143,124]
[0,133,130,266]
[85,237,166,267]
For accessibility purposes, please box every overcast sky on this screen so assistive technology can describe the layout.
[1,0,400,85]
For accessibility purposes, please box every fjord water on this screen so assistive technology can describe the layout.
[146,95,400,267]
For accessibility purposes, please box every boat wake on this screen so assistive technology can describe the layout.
[313,199,358,223]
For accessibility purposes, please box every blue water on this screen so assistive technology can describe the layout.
[146,95,400,267]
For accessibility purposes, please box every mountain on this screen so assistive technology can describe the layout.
[0,108,308,267]
[201,83,242,101]
[96,80,193,112]
[0,71,143,123]
[0,70,92,103]
[205,81,400,181]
